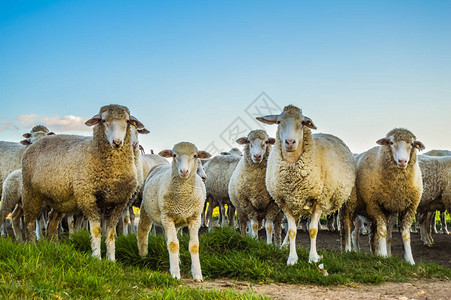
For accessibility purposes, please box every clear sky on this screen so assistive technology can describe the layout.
[1,1,450,155]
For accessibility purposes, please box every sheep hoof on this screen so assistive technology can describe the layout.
[193,278,203,283]
[287,256,298,266]
[309,254,322,263]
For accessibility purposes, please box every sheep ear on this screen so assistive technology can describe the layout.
[85,114,102,126]
[302,117,317,130]
[158,149,173,158]
[20,139,32,145]
[48,132,55,135]
[138,145,145,154]
[256,115,279,125]
[376,138,390,145]
[220,152,230,155]
[236,137,249,145]
[197,151,211,159]
[130,116,145,129]
[268,138,276,145]
[414,141,425,151]
[138,128,150,134]
[23,133,32,138]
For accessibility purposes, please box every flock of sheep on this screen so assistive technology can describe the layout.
[0,104,450,281]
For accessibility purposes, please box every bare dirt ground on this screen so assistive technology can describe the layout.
[193,226,451,299]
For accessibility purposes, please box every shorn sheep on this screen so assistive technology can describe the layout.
[137,142,211,281]
[22,104,144,261]
[203,150,241,230]
[416,154,451,246]
[228,130,284,245]
[257,105,356,264]
[346,128,424,264]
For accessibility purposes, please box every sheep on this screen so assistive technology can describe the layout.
[137,142,211,281]
[0,170,24,241]
[203,150,242,231]
[22,104,143,261]
[256,105,356,264]
[416,154,451,246]
[0,125,54,238]
[424,149,451,156]
[345,128,424,264]
[202,148,242,229]
[228,130,284,245]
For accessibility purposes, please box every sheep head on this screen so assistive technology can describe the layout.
[376,128,425,169]
[236,129,275,164]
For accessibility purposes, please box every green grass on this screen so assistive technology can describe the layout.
[69,227,450,286]
[0,236,265,299]
[1,227,449,298]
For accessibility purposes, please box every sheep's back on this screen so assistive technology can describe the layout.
[204,155,240,201]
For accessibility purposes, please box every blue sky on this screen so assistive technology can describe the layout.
[1,1,450,154]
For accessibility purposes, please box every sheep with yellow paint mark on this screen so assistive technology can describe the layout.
[343,128,424,264]
[22,105,143,262]
[137,142,211,282]
[257,105,356,265]
[228,130,284,245]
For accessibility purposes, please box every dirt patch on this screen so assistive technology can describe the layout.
[185,278,451,300]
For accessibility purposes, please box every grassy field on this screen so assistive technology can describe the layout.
[1,227,450,299]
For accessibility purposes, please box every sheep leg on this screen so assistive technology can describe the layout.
[426,211,435,245]
[440,211,449,234]
[220,203,226,227]
[105,202,128,261]
[205,197,214,231]
[237,211,248,235]
[284,212,299,266]
[227,204,236,228]
[162,217,180,279]
[121,206,131,236]
[400,209,416,265]
[265,219,274,244]
[23,192,43,242]
[188,217,203,282]
[308,207,323,263]
[129,206,136,234]
[386,214,397,257]
[351,216,361,252]
[137,206,152,256]
[47,209,65,240]
[11,204,24,242]
[67,215,75,236]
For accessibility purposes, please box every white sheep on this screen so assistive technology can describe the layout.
[257,105,356,264]
[345,128,424,264]
[203,150,241,231]
[22,104,143,261]
[137,142,211,281]
[228,130,284,245]
[416,154,451,246]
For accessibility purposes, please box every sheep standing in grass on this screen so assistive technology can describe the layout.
[347,128,424,264]
[137,142,211,281]
[203,151,241,231]
[257,105,356,264]
[0,170,24,240]
[202,148,242,229]
[228,130,284,245]
[416,154,451,246]
[22,104,143,261]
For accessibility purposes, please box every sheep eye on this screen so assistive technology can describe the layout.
[102,119,106,123]
[173,154,176,158]
[265,141,269,144]
[194,154,197,158]
[276,120,280,124]
[389,141,394,145]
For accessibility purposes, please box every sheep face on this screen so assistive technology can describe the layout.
[85,105,145,149]
[20,127,55,145]
[196,159,207,182]
[256,105,316,153]
[159,142,211,179]
[376,128,425,169]
[130,125,150,150]
[236,130,275,163]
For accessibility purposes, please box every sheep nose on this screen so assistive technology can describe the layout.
[398,159,407,167]
[253,154,262,161]
[113,139,122,148]
[180,169,189,177]
[285,139,295,146]
[201,175,207,182]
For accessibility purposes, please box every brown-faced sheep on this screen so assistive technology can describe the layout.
[22,104,144,261]
[137,142,211,281]
[228,130,284,245]
[347,128,424,264]
[257,105,356,264]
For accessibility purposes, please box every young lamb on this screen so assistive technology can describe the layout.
[228,130,284,245]
[257,105,356,264]
[347,128,424,264]
[22,104,144,261]
[416,154,451,246]
[203,150,241,231]
[137,142,211,281]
